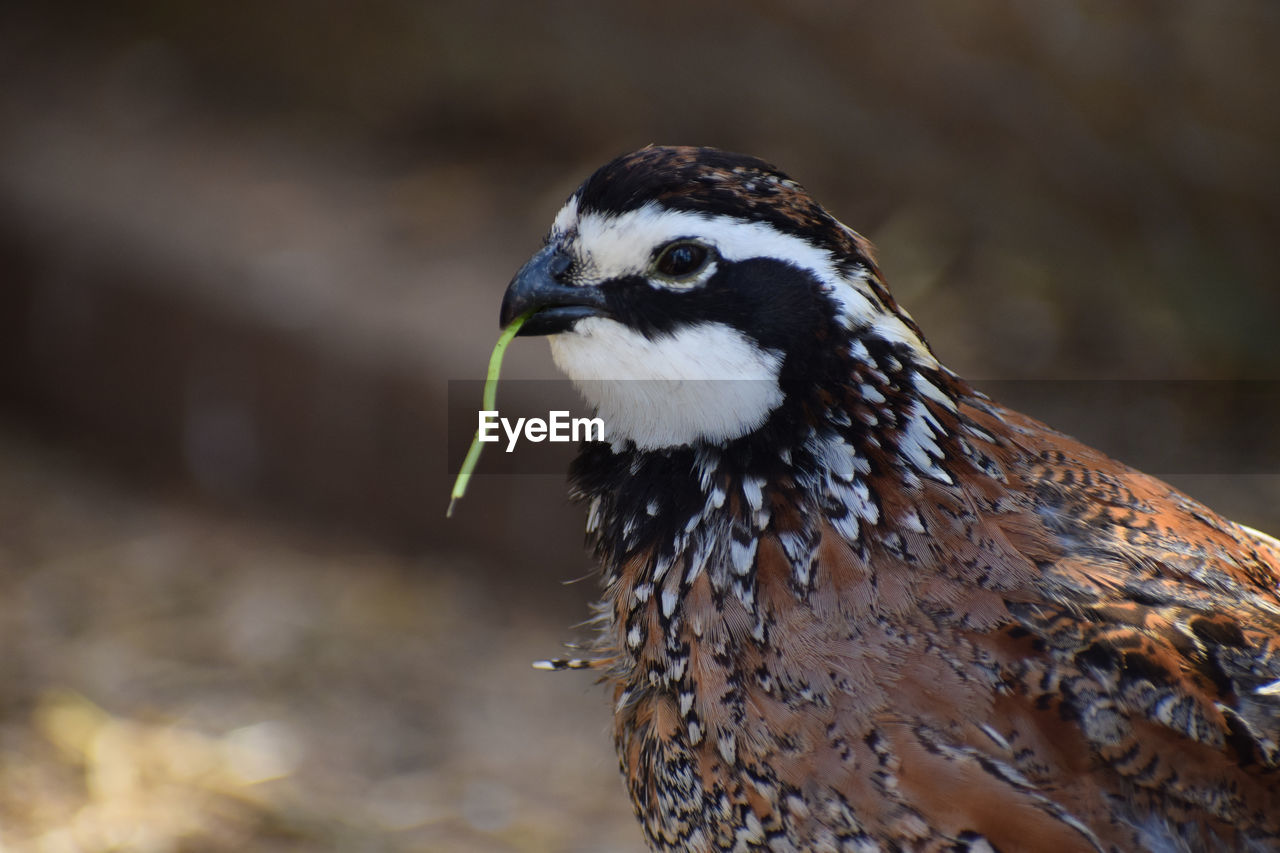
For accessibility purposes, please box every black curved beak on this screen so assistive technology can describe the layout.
[499,244,610,336]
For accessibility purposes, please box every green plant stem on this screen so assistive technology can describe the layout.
[447,311,532,517]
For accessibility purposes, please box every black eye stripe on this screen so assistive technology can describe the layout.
[654,241,711,279]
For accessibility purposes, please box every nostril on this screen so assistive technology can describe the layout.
[550,251,573,281]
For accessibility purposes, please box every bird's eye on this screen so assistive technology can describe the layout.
[654,241,711,280]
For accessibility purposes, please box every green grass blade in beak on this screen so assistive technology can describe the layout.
[447,311,533,517]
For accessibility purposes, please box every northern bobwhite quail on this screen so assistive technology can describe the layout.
[497,146,1280,852]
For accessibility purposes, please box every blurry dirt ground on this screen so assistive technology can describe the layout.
[0,426,644,853]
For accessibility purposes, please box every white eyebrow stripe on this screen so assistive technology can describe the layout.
[562,203,886,327]
[574,203,835,274]
[551,194,580,237]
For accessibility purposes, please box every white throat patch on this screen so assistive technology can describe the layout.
[549,317,784,450]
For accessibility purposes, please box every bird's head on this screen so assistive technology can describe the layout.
[500,146,940,452]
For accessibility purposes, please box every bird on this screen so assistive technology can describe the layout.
[496,146,1280,852]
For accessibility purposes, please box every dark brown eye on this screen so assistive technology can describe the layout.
[654,241,711,279]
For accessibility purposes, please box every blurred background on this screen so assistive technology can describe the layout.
[1,2,1278,850]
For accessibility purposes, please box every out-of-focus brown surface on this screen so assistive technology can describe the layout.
[0,2,1277,850]
[0,427,640,851]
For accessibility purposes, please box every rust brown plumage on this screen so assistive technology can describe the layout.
[501,146,1280,851]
